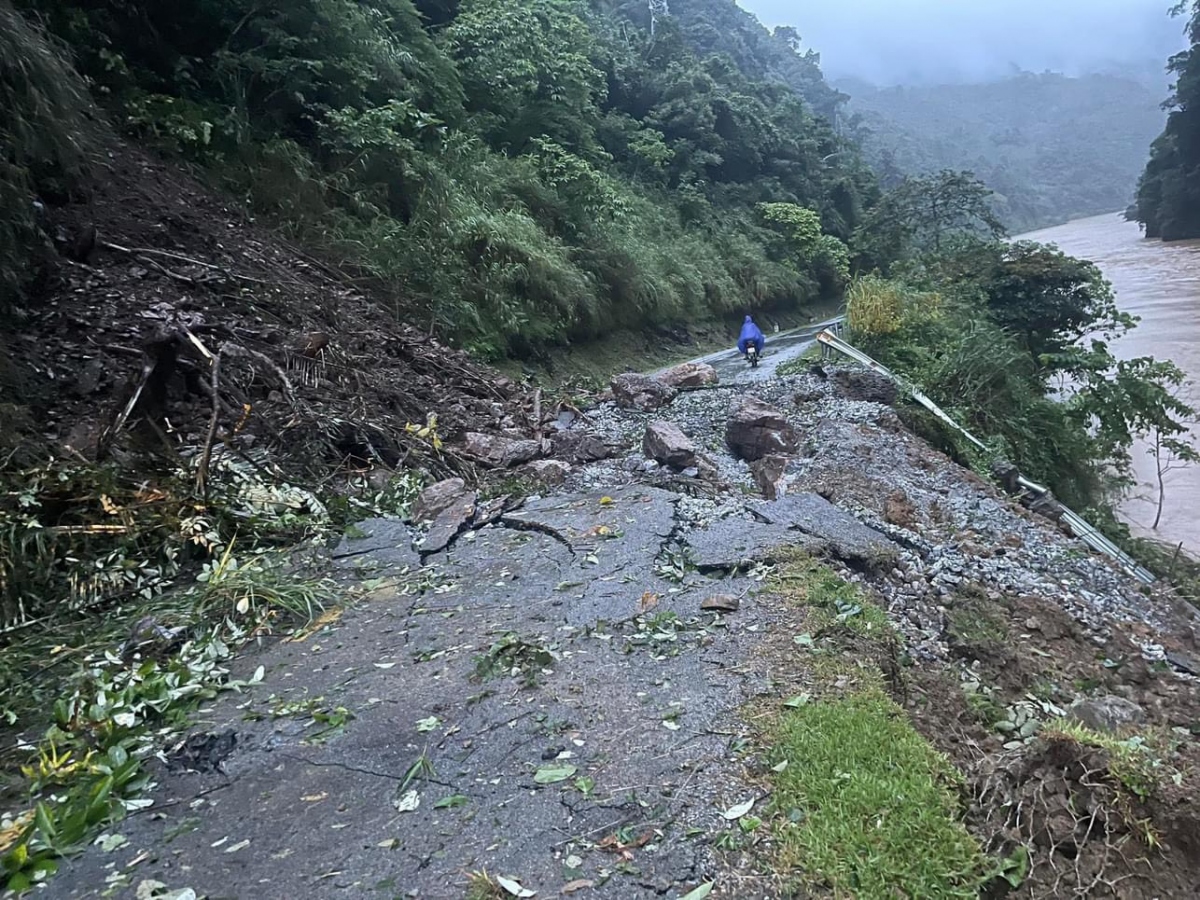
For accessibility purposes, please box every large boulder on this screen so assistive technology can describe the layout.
[413,478,472,524]
[725,396,800,462]
[462,432,541,468]
[611,373,677,411]
[660,362,718,390]
[525,459,572,485]
[642,420,699,471]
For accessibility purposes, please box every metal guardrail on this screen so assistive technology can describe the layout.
[816,329,1156,585]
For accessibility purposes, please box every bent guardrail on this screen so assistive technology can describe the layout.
[816,329,1156,585]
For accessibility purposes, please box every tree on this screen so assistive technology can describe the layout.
[854,170,1004,268]
[445,0,606,152]
[758,202,849,294]
[1135,1,1200,240]
[1073,357,1199,498]
[1147,425,1199,529]
[939,240,1134,374]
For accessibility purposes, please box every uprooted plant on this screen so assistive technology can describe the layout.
[974,720,1185,898]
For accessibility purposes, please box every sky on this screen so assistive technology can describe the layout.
[737,0,1188,85]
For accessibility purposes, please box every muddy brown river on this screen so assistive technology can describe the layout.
[1020,213,1200,555]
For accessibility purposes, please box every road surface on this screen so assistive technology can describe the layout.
[656,315,845,383]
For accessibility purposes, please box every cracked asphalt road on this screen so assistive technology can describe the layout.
[46,485,889,899]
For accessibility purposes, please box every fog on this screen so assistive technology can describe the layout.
[738,0,1187,85]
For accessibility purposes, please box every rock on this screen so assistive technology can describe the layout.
[413,478,471,524]
[725,396,800,462]
[750,455,789,500]
[526,459,572,485]
[642,420,698,470]
[751,493,899,571]
[701,593,740,613]
[991,459,1022,494]
[552,409,579,431]
[830,367,899,405]
[695,455,720,481]
[462,432,541,468]
[660,362,718,390]
[611,373,677,411]
[1165,650,1200,677]
[552,431,613,464]
[1067,695,1146,734]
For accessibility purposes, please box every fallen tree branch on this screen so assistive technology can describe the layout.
[100,240,279,286]
[195,347,224,499]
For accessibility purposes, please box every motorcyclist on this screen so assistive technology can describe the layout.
[737,315,765,358]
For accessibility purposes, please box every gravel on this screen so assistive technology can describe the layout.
[559,367,1198,669]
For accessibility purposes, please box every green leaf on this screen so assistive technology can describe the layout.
[783,694,811,708]
[433,794,469,809]
[533,764,577,784]
[676,883,714,900]
[34,803,57,845]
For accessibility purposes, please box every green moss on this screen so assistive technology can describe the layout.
[769,689,989,898]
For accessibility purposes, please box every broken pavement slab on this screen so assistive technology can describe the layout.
[751,493,899,571]
[331,517,420,570]
[685,519,824,571]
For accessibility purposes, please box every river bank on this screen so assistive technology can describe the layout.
[1018,214,1200,556]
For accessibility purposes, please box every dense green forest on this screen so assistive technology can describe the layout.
[845,72,1166,234]
[3,0,879,358]
[1136,0,1200,240]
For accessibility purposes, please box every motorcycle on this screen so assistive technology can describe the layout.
[745,345,761,369]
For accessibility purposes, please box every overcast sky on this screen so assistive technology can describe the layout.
[737,0,1187,85]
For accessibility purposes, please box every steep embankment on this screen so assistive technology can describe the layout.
[34,361,1200,898]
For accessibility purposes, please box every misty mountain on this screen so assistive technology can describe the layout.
[739,0,1185,86]
[843,73,1168,233]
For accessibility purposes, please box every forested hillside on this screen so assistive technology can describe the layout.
[1136,0,1200,240]
[3,0,876,358]
[845,72,1166,233]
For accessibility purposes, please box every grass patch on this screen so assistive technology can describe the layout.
[770,689,989,898]
[775,554,892,640]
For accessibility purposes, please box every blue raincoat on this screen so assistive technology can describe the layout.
[737,315,765,355]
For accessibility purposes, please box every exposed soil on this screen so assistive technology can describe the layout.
[5,138,533,485]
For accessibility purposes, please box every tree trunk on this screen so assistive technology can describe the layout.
[1153,431,1165,530]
